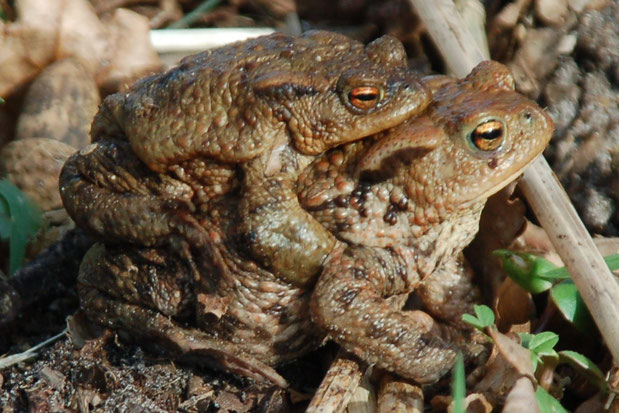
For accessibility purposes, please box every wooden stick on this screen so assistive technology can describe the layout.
[408,0,619,362]
[306,351,367,413]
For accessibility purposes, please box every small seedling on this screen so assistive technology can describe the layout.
[0,179,42,275]
[494,250,618,334]
[519,331,559,371]
[462,305,608,411]
[451,352,466,413]
[461,304,495,331]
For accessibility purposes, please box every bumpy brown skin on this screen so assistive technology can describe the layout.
[74,60,552,387]
[299,61,554,383]
[60,31,431,287]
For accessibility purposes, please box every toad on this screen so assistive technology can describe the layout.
[60,31,430,287]
[72,61,553,386]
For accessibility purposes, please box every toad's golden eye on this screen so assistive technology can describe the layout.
[470,120,504,151]
[348,86,382,111]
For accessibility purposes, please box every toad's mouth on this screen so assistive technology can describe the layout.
[459,152,543,209]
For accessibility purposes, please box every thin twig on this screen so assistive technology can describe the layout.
[408,0,619,362]
[306,351,367,413]
[0,328,67,369]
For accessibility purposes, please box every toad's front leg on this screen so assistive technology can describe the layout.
[310,244,456,384]
[237,162,336,288]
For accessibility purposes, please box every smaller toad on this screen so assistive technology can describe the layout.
[60,31,430,286]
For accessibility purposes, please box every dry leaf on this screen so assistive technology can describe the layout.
[16,58,99,148]
[502,376,540,413]
[97,8,162,93]
[377,374,423,413]
[0,0,59,96]
[55,0,108,73]
[466,185,527,300]
[474,328,535,406]
[0,138,76,210]
[495,277,535,332]
[0,0,160,98]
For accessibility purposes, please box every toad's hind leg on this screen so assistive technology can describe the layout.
[60,139,208,249]
[310,245,456,384]
[78,243,287,387]
[416,255,488,365]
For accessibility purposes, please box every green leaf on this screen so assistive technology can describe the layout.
[528,331,559,356]
[495,250,619,292]
[536,386,569,413]
[559,350,608,392]
[519,332,534,348]
[0,180,42,275]
[604,253,619,272]
[0,96,4,104]
[520,332,559,371]
[462,305,495,333]
[451,352,466,413]
[549,281,596,334]
[461,314,485,330]
[0,195,10,238]
[493,250,557,293]
[474,304,495,327]
[541,253,619,281]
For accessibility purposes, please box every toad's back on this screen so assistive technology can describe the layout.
[90,31,430,172]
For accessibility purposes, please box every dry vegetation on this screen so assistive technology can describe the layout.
[0,0,618,411]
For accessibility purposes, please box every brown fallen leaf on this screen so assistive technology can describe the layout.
[494,277,535,332]
[377,373,423,413]
[0,138,76,211]
[473,328,535,407]
[0,0,58,96]
[15,58,99,149]
[0,0,160,98]
[502,376,540,413]
[466,184,527,301]
[97,8,162,94]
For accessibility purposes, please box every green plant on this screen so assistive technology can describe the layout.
[494,250,618,334]
[463,304,609,411]
[0,179,42,275]
[451,352,466,413]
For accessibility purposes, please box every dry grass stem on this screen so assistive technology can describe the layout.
[306,352,366,413]
[149,27,275,53]
[0,329,67,369]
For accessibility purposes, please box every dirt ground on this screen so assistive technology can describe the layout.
[1,0,618,411]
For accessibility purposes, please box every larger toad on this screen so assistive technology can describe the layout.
[73,61,553,386]
[60,31,430,287]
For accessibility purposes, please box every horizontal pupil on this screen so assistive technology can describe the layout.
[353,93,378,101]
[476,128,502,140]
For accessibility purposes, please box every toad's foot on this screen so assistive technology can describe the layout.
[78,283,288,387]
[310,245,456,384]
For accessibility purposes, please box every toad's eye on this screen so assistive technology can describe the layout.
[469,120,504,152]
[348,86,382,111]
